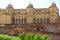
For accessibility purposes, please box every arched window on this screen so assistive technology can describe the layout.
[21,19,23,24]
[33,18,36,23]
[47,18,49,23]
[24,18,27,24]
[18,12,20,14]
[37,18,39,23]
[12,18,15,24]
[44,18,45,23]
[16,19,17,24]
[19,19,20,24]
[52,14,53,16]
[40,18,42,23]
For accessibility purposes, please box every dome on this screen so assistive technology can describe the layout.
[27,3,33,8]
[51,2,56,6]
[7,3,13,8]
[49,2,56,7]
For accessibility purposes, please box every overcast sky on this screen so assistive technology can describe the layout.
[0,0,60,15]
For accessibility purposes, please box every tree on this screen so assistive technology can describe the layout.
[18,33,51,40]
[34,33,41,40]
[30,34,34,40]
[18,32,26,40]
[24,33,32,40]
[41,34,50,40]
[0,34,21,40]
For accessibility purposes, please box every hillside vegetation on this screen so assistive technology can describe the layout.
[0,33,50,40]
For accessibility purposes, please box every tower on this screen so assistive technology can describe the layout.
[49,2,59,13]
[6,3,14,14]
[26,3,34,13]
[6,3,14,24]
[0,8,3,24]
[49,3,59,23]
[26,3,34,23]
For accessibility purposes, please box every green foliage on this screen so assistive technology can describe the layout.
[24,33,34,40]
[41,34,51,40]
[18,32,26,40]
[0,33,51,40]
[34,33,41,40]
[0,34,21,40]
[18,33,51,40]
[24,33,31,40]
[30,34,34,40]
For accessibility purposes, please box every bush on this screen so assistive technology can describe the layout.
[0,33,50,40]
[41,34,50,40]
[18,32,26,40]
[18,33,51,40]
[0,34,21,40]
[34,33,41,40]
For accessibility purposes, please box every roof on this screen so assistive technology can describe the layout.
[27,3,33,8]
[35,8,50,13]
[1,3,58,15]
[2,8,51,15]
[49,2,57,8]
[6,3,13,8]
[14,9,26,14]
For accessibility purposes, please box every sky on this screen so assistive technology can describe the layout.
[0,0,60,15]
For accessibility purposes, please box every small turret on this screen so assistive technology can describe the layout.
[7,3,13,8]
[49,2,57,8]
[49,2,59,13]
[6,3,14,13]
[49,3,59,23]
[26,3,34,13]
[27,3,33,8]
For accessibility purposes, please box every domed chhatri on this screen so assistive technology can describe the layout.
[7,3,13,8]
[27,3,34,8]
[50,2,57,7]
